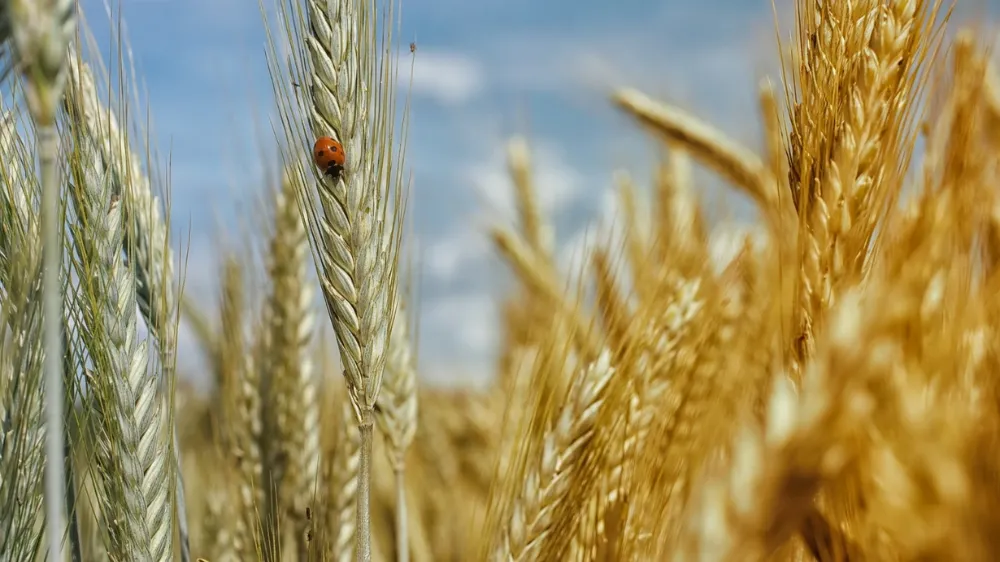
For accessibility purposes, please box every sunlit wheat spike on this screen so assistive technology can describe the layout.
[265,169,319,555]
[494,350,615,562]
[375,295,418,561]
[216,255,263,560]
[69,88,171,562]
[613,89,773,210]
[375,297,417,464]
[268,0,407,418]
[0,97,49,558]
[266,1,409,556]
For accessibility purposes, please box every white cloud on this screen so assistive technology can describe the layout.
[418,360,494,389]
[424,228,491,283]
[420,293,500,387]
[408,50,485,105]
[419,293,498,380]
[423,293,499,356]
[465,138,586,224]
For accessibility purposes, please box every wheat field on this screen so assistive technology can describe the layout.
[2,0,1000,560]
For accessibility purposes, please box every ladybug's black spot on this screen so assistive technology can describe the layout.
[317,149,326,157]
[331,146,339,152]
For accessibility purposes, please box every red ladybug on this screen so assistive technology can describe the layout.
[313,136,346,179]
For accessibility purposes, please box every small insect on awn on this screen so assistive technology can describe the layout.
[313,136,346,180]
[410,41,417,53]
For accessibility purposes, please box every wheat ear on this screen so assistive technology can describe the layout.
[375,298,418,562]
[613,89,775,211]
[216,255,264,559]
[64,47,190,561]
[3,1,75,559]
[267,0,408,558]
[0,93,47,559]
[493,350,615,562]
[66,60,172,559]
[264,169,319,557]
[0,147,46,561]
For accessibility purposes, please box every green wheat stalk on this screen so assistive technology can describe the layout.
[1,1,76,560]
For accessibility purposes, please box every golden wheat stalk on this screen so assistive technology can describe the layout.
[263,169,319,556]
[216,255,264,559]
[493,350,615,562]
[375,297,417,561]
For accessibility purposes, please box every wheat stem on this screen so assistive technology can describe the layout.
[357,420,374,562]
[39,122,65,562]
[6,0,76,553]
[395,467,408,562]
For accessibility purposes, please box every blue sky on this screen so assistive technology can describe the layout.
[73,0,999,390]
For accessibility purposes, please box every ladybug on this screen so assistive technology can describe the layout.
[313,136,346,179]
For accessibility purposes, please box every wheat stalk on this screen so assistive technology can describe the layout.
[2,1,75,559]
[66,61,171,559]
[216,255,264,559]
[63,46,189,561]
[375,297,418,561]
[493,350,615,562]
[265,0,409,557]
[263,169,319,558]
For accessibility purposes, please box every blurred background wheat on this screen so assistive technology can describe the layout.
[4,0,1000,561]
